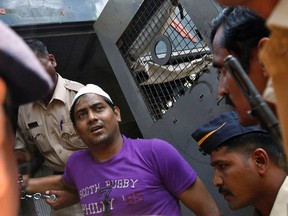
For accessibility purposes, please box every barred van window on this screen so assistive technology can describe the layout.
[117,0,212,121]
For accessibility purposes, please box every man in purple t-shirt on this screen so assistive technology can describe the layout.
[64,136,196,215]
[26,84,221,216]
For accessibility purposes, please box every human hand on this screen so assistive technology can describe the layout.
[45,190,79,210]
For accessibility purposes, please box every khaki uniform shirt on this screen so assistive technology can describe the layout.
[267,0,288,29]
[270,176,288,216]
[260,0,288,155]
[253,176,288,216]
[15,74,87,172]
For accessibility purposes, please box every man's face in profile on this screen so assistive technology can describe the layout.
[210,145,259,210]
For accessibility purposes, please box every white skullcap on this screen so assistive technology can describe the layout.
[70,84,113,111]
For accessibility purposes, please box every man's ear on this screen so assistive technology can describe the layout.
[48,54,57,67]
[252,148,269,175]
[258,37,270,50]
[113,106,121,122]
[258,37,270,76]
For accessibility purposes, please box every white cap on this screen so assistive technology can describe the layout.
[70,84,113,111]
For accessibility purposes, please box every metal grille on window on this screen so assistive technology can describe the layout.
[117,0,212,121]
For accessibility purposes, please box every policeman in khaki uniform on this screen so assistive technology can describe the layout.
[15,39,86,216]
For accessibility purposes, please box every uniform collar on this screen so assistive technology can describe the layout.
[52,73,67,103]
[267,0,288,28]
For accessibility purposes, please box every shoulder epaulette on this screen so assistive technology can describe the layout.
[64,79,84,92]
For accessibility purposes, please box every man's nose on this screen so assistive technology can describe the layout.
[88,110,98,121]
[213,172,223,187]
[218,73,229,97]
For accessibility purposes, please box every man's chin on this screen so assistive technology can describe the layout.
[241,118,259,126]
[237,111,259,126]
[228,201,247,211]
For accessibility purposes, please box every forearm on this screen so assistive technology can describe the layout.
[25,175,80,210]
[179,177,222,216]
[25,175,65,193]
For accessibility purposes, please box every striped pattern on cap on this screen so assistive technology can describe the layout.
[191,111,268,155]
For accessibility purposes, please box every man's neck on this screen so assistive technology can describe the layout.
[90,134,124,162]
[254,171,286,216]
[42,74,58,106]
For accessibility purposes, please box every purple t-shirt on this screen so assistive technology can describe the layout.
[63,136,197,216]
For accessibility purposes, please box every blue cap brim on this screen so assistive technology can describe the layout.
[191,112,268,154]
[0,21,52,105]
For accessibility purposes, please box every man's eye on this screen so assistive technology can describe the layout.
[219,164,227,170]
[217,70,222,79]
[94,105,105,111]
[78,113,87,119]
[97,106,104,110]
[214,164,227,171]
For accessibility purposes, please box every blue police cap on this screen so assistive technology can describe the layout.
[191,111,268,155]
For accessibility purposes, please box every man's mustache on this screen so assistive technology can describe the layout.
[218,186,233,196]
[225,96,235,107]
[217,95,234,107]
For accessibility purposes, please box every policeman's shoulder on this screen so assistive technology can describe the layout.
[64,79,84,92]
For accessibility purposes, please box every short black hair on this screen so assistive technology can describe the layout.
[220,132,287,170]
[25,39,49,57]
[210,6,270,72]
